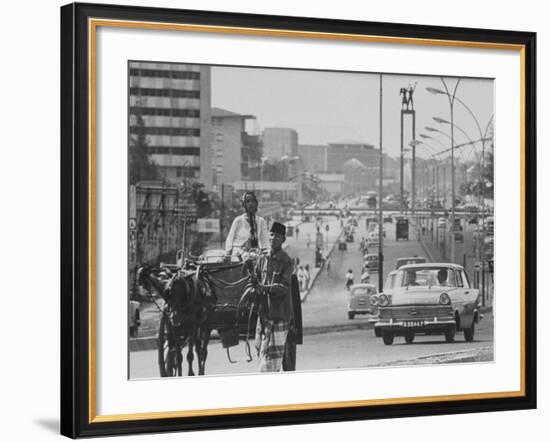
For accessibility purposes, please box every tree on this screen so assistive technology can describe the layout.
[129,109,157,184]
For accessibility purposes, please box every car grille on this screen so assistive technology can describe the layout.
[378,305,453,321]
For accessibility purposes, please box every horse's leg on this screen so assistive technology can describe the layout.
[197,327,210,376]
[186,327,195,376]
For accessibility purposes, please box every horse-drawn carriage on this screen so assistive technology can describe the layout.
[138,250,302,377]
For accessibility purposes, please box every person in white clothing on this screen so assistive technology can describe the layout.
[225,191,269,256]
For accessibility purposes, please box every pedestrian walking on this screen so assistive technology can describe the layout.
[304,264,311,291]
[361,268,370,283]
[345,269,354,291]
[297,265,307,293]
[306,233,311,248]
[295,225,300,239]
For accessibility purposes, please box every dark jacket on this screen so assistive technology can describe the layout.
[259,249,293,321]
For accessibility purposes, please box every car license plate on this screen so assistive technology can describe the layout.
[403,320,424,327]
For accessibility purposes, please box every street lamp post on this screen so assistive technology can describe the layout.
[378,74,384,292]
[427,79,462,263]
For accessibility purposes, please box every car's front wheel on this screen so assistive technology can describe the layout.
[444,325,456,343]
[382,331,394,345]
[374,327,382,337]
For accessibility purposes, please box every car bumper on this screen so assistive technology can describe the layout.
[374,319,455,332]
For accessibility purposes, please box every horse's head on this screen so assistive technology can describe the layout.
[165,272,195,307]
[137,265,169,298]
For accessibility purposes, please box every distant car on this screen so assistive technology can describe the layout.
[437,217,447,227]
[364,253,379,270]
[347,283,378,320]
[372,263,481,345]
[367,231,380,247]
[395,256,427,269]
[129,300,140,338]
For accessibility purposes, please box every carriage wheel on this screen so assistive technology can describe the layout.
[158,310,182,377]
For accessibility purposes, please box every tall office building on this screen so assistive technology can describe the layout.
[129,61,212,188]
[211,107,258,189]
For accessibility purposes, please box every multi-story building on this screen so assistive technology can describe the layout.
[262,128,298,160]
[129,61,212,188]
[298,144,327,173]
[211,107,258,190]
[326,142,378,173]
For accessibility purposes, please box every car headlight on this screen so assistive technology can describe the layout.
[378,294,391,307]
[439,293,451,305]
[370,295,379,306]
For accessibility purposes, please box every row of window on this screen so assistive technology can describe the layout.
[129,68,200,79]
[130,107,200,118]
[147,146,200,156]
[130,126,200,136]
[130,87,200,99]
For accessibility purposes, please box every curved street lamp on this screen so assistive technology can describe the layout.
[426,78,461,263]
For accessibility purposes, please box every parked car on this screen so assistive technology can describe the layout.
[395,256,427,269]
[437,217,447,228]
[347,283,378,320]
[129,299,141,338]
[372,263,481,345]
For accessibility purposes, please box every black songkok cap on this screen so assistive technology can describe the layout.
[270,222,286,236]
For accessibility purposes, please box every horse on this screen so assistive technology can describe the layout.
[137,265,212,376]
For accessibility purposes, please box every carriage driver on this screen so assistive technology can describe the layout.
[225,191,269,256]
[255,221,294,372]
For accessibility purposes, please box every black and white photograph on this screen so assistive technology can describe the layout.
[128,62,495,378]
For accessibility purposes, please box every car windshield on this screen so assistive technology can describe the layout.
[396,257,425,268]
[366,255,377,261]
[398,267,457,288]
[384,273,396,290]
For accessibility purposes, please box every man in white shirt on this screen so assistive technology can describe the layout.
[225,191,269,255]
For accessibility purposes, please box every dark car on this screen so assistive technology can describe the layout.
[364,253,379,270]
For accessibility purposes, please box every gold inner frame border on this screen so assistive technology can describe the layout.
[87,17,527,424]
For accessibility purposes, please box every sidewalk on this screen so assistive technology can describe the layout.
[283,219,342,301]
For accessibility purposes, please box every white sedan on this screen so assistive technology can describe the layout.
[371,263,481,345]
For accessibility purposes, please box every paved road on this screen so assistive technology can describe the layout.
[301,216,430,329]
[130,212,494,378]
[130,312,493,377]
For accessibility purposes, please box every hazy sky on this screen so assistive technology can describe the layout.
[211,66,494,162]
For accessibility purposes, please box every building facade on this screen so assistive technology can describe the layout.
[129,61,212,188]
[316,173,344,196]
[298,144,328,173]
[326,142,378,173]
[211,107,257,190]
[262,127,299,160]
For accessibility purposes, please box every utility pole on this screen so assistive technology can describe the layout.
[378,74,384,292]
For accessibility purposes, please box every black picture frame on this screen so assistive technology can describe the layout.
[61,2,537,438]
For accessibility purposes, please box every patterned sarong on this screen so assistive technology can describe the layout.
[255,318,289,372]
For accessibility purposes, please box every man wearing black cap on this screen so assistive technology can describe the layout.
[255,221,294,372]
